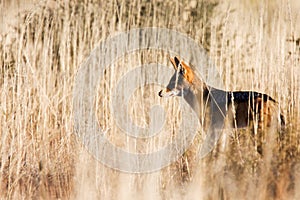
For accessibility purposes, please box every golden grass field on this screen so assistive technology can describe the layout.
[1,0,300,199]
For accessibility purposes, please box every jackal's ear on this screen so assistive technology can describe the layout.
[169,56,181,70]
[179,60,194,84]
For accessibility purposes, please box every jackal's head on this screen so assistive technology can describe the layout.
[159,56,201,97]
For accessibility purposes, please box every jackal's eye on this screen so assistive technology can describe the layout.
[178,63,186,75]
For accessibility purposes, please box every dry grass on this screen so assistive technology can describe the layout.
[0,0,300,199]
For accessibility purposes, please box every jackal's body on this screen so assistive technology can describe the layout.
[159,56,284,132]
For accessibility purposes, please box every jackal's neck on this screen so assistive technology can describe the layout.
[183,77,209,118]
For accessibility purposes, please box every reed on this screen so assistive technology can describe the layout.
[0,0,299,199]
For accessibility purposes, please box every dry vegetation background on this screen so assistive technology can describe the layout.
[1,0,300,199]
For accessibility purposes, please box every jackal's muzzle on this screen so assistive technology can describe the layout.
[158,88,180,97]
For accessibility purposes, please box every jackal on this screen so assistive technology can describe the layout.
[159,56,284,155]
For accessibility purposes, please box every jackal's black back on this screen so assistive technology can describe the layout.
[228,91,285,125]
[228,91,276,103]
